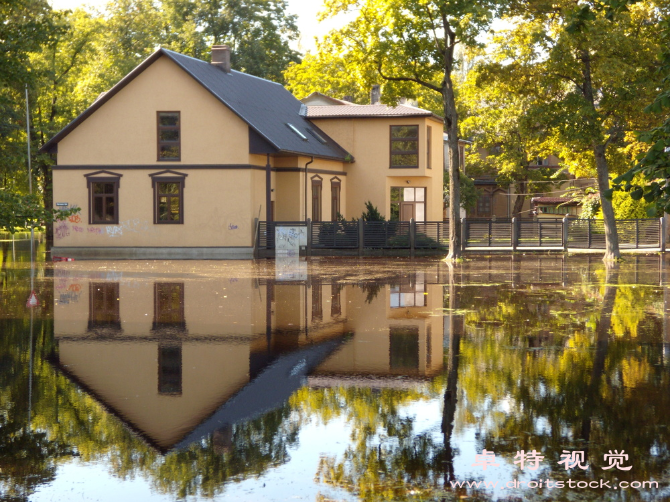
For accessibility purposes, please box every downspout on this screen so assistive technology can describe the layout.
[266,154,272,222]
[304,156,314,221]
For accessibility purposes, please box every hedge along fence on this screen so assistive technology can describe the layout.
[256,217,665,254]
[257,219,449,253]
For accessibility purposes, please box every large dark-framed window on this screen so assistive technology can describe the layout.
[157,111,181,161]
[330,177,341,221]
[390,125,419,168]
[85,171,122,225]
[150,171,187,225]
[311,175,322,222]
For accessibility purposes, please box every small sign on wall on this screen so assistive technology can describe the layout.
[55,202,69,207]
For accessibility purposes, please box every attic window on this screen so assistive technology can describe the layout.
[306,127,327,144]
[286,123,308,141]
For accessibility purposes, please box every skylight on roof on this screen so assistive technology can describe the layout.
[286,123,308,141]
[306,127,327,144]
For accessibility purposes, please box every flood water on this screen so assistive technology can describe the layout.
[1,241,670,501]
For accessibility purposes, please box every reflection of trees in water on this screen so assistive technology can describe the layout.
[305,260,670,501]
[144,406,301,498]
[0,277,304,500]
[2,256,670,501]
[0,319,74,502]
[459,262,670,499]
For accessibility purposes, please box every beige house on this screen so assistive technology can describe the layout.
[42,47,444,259]
[51,261,445,452]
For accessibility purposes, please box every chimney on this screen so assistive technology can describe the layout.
[370,85,381,105]
[211,45,231,73]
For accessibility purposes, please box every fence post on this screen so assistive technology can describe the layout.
[488,219,492,247]
[563,216,569,252]
[358,218,364,257]
[461,218,467,251]
[635,218,640,249]
[512,217,518,251]
[410,218,416,258]
[661,217,666,252]
[306,218,312,257]
[587,219,592,249]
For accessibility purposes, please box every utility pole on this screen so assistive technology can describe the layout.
[25,84,34,261]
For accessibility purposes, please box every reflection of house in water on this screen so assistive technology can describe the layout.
[52,262,445,453]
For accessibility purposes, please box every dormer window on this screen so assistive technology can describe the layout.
[157,112,180,160]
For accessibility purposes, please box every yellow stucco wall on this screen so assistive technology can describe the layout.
[312,116,444,221]
[57,56,249,166]
[52,168,260,247]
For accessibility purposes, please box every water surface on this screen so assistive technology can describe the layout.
[1,247,669,501]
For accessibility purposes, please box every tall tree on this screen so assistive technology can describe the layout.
[500,0,664,260]
[0,0,55,193]
[461,63,566,217]
[302,0,501,260]
[163,0,301,83]
[611,10,670,216]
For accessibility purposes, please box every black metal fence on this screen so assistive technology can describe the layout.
[256,217,665,253]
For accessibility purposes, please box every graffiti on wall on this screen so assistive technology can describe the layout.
[55,223,70,240]
[106,219,154,238]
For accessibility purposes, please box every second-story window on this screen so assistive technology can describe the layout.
[390,125,419,168]
[157,112,180,161]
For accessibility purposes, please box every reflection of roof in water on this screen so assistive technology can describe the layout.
[50,335,348,455]
[173,337,347,450]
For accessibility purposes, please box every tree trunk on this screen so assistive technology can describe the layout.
[594,143,620,261]
[444,78,461,260]
[512,179,527,218]
[37,159,54,245]
[580,49,620,261]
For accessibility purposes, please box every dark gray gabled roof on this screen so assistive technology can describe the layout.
[40,48,352,162]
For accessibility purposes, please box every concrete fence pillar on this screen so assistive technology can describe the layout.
[511,217,518,251]
[358,218,364,257]
[410,218,416,258]
[461,218,467,251]
[306,218,312,257]
[563,216,569,252]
